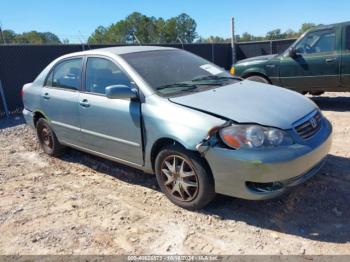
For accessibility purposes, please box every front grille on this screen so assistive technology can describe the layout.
[295,111,322,140]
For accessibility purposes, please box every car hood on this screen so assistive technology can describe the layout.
[169,80,317,130]
[236,54,278,65]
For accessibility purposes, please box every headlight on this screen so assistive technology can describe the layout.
[219,125,293,149]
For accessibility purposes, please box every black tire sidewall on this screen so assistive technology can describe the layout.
[155,144,215,210]
[36,118,63,156]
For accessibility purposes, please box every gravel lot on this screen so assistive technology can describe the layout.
[0,92,349,255]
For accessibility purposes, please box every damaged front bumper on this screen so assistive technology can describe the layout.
[200,118,332,200]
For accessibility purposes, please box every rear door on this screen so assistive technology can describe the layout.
[78,56,143,166]
[279,28,340,92]
[341,25,350,90]
[41,57,82,145]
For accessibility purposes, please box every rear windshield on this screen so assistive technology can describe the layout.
[121,50,235,96]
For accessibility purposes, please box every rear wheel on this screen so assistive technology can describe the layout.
[246,75,270,84]
[36,118,65,156]
[155,144,215,210]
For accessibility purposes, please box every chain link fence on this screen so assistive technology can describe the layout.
[0,39,296,118]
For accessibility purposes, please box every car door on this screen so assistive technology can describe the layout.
[341,25,350,90]
[79,56,143,166]
[279,28,340,92]
[41,57,82,145]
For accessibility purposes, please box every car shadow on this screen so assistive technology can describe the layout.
[60,149,350,244]
[203,154,350,243]
[0,115,25,129]
[311,96,350,112]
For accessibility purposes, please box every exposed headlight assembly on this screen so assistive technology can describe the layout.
[219,125,293,149]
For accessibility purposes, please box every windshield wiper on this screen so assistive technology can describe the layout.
[191,75,242,82]
[156,82,198,92]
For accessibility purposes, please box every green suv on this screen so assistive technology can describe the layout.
[231,21,350,94]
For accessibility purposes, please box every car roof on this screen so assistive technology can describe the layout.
[309,21,350,31]
[60,45,177,59]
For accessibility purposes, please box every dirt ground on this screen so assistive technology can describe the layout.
[0,92,349,255]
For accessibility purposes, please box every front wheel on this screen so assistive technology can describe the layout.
[155,145,215,210]
[36,118,65,156]
[246,75,270,84]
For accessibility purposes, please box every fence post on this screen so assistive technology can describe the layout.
[211,42,215,63]
[270,40,273,54]
[231,17,236,64]
[0,80,10,118]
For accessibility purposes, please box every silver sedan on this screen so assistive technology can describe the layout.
[22,46,332,209]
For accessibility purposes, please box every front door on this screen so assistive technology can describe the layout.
[41,57,82,145]
[79,56,143,166]
[279,28,340,92]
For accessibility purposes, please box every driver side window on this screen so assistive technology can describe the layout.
[295,29,336,55]
[85,57,132,95]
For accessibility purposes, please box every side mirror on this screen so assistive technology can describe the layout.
[105,85,138,99]
[288,47,297,58]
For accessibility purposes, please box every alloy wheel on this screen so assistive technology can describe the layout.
[161,155,199,202]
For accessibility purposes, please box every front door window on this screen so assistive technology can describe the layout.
[295,29,336,54]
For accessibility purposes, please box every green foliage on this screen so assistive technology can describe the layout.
[88,12,198,44]
[199,22,318,43]
[0,29,61,44]
[299,23,317,34]
[0,19,319,45]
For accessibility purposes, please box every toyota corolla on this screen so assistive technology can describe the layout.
[22,46,332,210]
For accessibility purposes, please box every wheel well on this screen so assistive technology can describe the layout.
[33,111,46,127]
[151,138,179,171]
[150,138,213,178]
[242,72,271,83]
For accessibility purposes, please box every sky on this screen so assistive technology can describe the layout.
[1,0,349,43]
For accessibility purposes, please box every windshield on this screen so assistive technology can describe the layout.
[121,50,240,96]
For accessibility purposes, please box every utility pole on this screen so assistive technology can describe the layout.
[231,17,236,65]
[0,23,6,44]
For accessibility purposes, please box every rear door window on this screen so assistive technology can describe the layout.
[49,58,82,90]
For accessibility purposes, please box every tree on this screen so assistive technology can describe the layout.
[1,30,16,43]
[299,23,316,34]
[240,32,254,42]
[41,32,61,44]
[0,30,61,44]
[266,29,286,40]
[88,26,108,44]
[87,12,198,44]
[285,29,298,39]
[174,13,197,43]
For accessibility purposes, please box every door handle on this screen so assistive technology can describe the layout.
[325,58,336,63]
[41,92,50,100]
[79,99,90,107]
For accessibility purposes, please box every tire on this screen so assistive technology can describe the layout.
[246,75,270,84]
[155,144,215,210]
[36,118,65,156]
